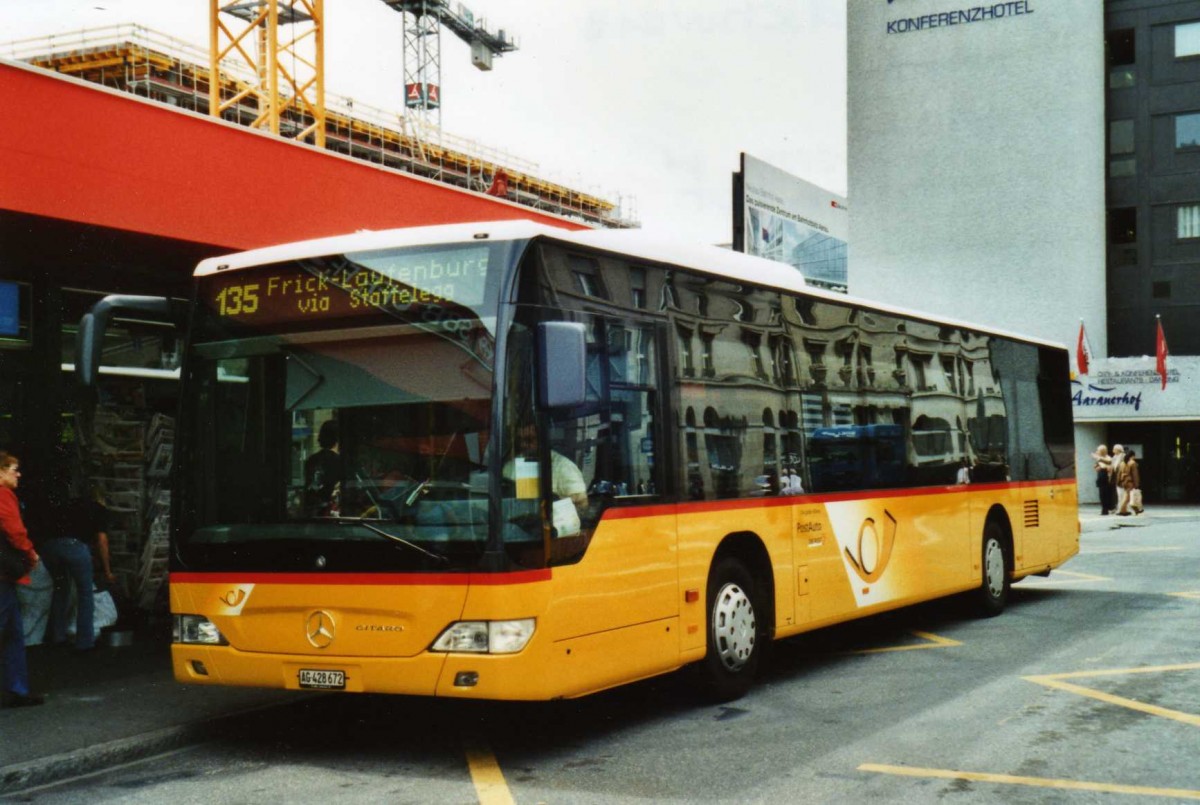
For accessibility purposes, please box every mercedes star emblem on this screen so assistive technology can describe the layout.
[306,610,336,649]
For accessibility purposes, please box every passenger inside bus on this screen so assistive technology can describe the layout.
[304,420,344,516]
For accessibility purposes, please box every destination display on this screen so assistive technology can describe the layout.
[202,245,491,328]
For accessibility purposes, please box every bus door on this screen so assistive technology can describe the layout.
[542,316,677,645]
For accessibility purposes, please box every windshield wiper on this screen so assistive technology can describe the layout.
[403,432,458,507]
[338,517,449,564]
[405,478,430,507]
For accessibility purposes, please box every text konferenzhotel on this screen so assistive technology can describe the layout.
[886,2,1034,35]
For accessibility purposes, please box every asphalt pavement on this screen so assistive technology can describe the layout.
[2,501,1197,796]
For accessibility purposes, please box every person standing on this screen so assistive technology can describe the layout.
[41,495,114,651]
[0,451,45,708]
[305,420,345,516]
[1110,444,1127,517]
[1116,448,1142,516]
[780,466,805,495]
[1091,445,1114,515]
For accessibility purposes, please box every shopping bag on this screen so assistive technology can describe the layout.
[1130,488,1143,512]
[94,588,119,632]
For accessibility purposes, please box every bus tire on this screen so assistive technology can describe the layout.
[975,520,1010,617]
[699,556,763,701]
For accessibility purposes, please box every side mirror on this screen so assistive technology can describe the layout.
[537,321,586,409]
[76,295,180,388]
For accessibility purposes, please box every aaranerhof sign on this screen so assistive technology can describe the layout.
[1072,356,1194,420]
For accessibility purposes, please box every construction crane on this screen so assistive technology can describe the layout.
[378,0,517,131]
[210,1,326,146]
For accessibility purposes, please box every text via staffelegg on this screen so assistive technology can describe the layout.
[213,270,458,320]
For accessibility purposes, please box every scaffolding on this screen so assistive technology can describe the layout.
[3,24,635,228]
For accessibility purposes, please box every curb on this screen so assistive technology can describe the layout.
[0,698,299,796]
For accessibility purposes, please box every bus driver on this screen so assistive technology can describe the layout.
[503,423,588,535]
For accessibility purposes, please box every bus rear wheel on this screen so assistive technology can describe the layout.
[699,556,763,701]
[975,521,1010,617]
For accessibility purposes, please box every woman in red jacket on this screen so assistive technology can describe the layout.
[0,451,44,708]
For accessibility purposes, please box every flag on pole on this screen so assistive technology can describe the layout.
[1155,316,1169,390]
[1076,320,1092,376]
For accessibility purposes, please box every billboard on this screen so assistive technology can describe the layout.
[733,153,848,293]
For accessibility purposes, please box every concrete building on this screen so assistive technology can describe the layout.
[848,0,1200,503]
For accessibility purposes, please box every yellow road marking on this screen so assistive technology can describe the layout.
[860,763,1200,799]
[848,630,961,655]
[1024,662,1200,729]
[463,735,516,805]
[1170,591,1200,600]
[1081,547,1182,555]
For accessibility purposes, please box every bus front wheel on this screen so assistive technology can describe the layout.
[975,521,1010,617]
[699,556,763,701]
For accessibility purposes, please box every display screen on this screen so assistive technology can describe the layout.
[201,245,493,329]
[0,281,19,337]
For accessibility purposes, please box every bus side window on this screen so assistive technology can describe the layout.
[587,322,660,503]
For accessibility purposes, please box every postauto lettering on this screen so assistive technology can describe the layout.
[886,1,1034,34]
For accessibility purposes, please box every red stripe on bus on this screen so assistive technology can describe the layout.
[169,569,552,586]
[599,478,1076,520]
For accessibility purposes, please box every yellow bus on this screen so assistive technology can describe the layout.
[78,220,1079,701]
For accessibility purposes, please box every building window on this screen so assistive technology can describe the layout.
[1109,119,1135,176]
[1153,281,1172,299]
[1176,21,1200,59]
[569,255,606,299]
[1110,158,1136,178]
[676,326,694,378]
[1110,120,1135,154]
[1110,208,1137,244]
[770,335,794,385]
[1107,28,1135,88]
[742,331,766,380]
[1177,113,1200,150]
[575,273,600,297]
[912,355,932,391]
[630,266,646,309]
[857,345,874,387]
[941,356,957,394]
[1180,204,1200,240]
[700,332,715,378]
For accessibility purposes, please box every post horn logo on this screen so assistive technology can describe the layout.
[844,509,897,584]
[306,610,336,649]
[219,589,247,608]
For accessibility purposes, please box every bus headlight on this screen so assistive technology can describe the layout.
[173,614,228,645]
[431,619,535,654]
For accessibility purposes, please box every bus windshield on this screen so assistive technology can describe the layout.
[175,241,521,573]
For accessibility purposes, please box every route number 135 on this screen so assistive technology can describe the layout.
[215,284,260,316]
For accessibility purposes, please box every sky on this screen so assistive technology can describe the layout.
[2,0,847,245]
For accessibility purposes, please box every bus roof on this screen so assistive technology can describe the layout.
[193,220,1066,352]
[193,220,800,286]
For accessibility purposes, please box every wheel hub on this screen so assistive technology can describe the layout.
[712,582,756,671]
[984,538,1005,598]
